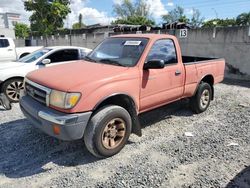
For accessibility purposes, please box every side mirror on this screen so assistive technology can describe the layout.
[41,59,51,65]
[143,59,165,70]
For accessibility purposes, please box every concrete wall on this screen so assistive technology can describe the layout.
[15,33,107,49]
[176,26,250,77]
[14,26,250,78]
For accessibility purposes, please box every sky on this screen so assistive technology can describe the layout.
[0,0,250,27]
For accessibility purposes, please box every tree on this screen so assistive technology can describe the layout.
[202,18,236,28]
[72,22,86,29]
[72,14,86,29]
[79,13,83,28]
[113,0,154,26]
[189,8,204,28]
[236,12,250,26]
[14,23,30,38]
[114,15,155,25]
[162,6,189,24]
[24,0,71,36]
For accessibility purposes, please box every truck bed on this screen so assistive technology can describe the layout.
[182,56,219,64]
[182,56,225,99]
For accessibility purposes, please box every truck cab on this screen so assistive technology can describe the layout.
[0,37,42,62]
[0,37,16,61]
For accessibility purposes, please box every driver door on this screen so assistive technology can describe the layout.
[140,39,185,111]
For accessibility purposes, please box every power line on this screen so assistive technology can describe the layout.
[176,0,249,8]
[181,1,250,9]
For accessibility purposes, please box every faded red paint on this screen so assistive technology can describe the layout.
[26,34,225,114]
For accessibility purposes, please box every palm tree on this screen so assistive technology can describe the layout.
[236,12,250,26]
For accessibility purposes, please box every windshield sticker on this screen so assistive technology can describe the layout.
[124,41,142,46]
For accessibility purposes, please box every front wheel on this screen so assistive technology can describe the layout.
[84,105,132,158]
[2,78,24,103]
[190,82,212,114]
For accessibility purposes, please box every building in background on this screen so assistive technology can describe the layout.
[0,12,20,38]
[0,12,20,29]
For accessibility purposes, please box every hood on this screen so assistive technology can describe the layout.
[0,62,27,71]
[26,61,134,91]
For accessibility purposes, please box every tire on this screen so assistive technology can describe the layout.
[84,105,132,158]
[190,82,212,114]
[1,78,24,103]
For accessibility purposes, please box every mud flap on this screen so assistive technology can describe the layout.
[130,107,142,137]
[132,115,142,137]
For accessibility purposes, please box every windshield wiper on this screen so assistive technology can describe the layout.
[99,59,124,67]
[83,56,96,62]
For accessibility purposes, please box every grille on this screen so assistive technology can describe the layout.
[25,81,49,105]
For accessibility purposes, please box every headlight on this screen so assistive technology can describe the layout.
[49,90,81,109]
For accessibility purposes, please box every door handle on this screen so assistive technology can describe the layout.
[7,49,13,51]
[175,70,181,76]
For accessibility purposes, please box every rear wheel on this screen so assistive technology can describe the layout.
[2,78,24,103]
[190,82,212,114]
[84,105,132,158]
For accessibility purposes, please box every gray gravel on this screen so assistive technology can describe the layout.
[0,83,249,188]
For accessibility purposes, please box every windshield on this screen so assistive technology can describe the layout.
[18,48,51,63]
[87,37,148,67]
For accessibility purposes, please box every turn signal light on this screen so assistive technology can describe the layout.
[53,124,60,135]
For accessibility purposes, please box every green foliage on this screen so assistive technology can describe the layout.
[189,8,204,28]
[162,6,189,24]
[14,23,30,38]
[202,12,250,28]
[236,12,250,26]
[202,18,236,28]
[162,6,203,28]
[113,0,154,26]
[24,0,71,35]
[114,16,155,26]
[72,14,86,29]
[72,22,86,29]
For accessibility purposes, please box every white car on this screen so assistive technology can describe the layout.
[0,37,43,62]
[0,46,92,102]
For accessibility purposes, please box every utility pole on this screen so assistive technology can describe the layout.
[211,8,218,19]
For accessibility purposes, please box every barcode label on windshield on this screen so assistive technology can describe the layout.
[124,41,141,46]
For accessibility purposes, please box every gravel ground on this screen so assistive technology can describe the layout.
[0,82,249,188]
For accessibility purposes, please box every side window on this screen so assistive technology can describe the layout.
[47,49,79,63]
[147,39,177,65]
[0,39,10,48]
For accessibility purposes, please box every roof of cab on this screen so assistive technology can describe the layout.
[46,46,84,50]
[45,46,92,52]
[111,33,173,40]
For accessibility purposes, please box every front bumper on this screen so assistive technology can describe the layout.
[20,95,92,141]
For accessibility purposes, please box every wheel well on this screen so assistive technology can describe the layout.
[93,94,142,136]
[200,75,214,100]
[19,53,30,59]
[0,77,24,91]
[201,75,214,86]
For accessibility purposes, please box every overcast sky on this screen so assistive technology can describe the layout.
[0,0,250,27]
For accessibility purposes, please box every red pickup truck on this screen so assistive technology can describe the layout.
[20,34,225,158]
